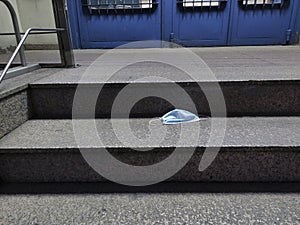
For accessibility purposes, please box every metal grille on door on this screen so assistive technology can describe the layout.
[84,0,157,14]
[240,0,287,9]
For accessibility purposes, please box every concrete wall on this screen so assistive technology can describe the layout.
[0,0,57,52]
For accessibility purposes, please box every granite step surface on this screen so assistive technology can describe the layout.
[29,79,300,119]
[0,193,299,224]
[0,117,299,183]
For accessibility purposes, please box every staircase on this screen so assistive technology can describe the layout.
[0,47,299,188]
[0,47,300,187]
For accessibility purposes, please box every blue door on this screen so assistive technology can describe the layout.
[167,0,231,46]
[229,0,297,45]
[68,0,298,48]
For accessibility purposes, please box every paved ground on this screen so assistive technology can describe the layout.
[0,193,299,224]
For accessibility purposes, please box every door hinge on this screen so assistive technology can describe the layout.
[295,32,300,45]
[286,29,292,44]
[170,33,174,43]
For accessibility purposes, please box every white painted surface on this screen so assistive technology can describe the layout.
[0,0,57,50]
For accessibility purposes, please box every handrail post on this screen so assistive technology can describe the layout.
[52,0,75,68]
[0,0,26,66]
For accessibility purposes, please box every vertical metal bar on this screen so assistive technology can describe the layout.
[140,0,142,13]
[97,0,101,15]
[115,0,117,14]
[0,0,26,66]
[107,0,109,14]
[88,0,92,14]
[52,0,75,68]
[99,0,102,15]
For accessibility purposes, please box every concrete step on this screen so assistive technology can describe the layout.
[0,192,299,224]
[0,117,299,183]
[29,78,300,119]
[30,62,300,119]
[27,47,300,119]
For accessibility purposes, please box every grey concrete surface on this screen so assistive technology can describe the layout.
[2,47,300,119]
[0,50,62,65]
[0,193,299,224]
[30,46,300,84]
[0,68,60,99]
[0,90,29,139]
[2,46,300,87]
[0,118,299,183]
[30,80,300,118]
[1,182,300,194]
[23,46,300,118]
[0,68,61,139]
[0,117,300,149]
[29,62,300,85]
[1,149,298,182]
[1,46,300,183]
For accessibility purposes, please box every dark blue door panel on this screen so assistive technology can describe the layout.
[81,14,161,48]
[74,0,161,48]
[229,0,296,45]
[171,0,231,46]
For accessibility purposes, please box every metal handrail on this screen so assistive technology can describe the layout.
[0,28,65,84]
[0,0,26,66]
[0,31,59,36]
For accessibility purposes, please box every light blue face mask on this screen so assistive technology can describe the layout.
[161,109,200,125]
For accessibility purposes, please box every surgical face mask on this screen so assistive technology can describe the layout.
[161,109,200,125]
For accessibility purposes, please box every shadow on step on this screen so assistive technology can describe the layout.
[0,182,300,194]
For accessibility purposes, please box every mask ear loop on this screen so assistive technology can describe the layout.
[149,117,162,126]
